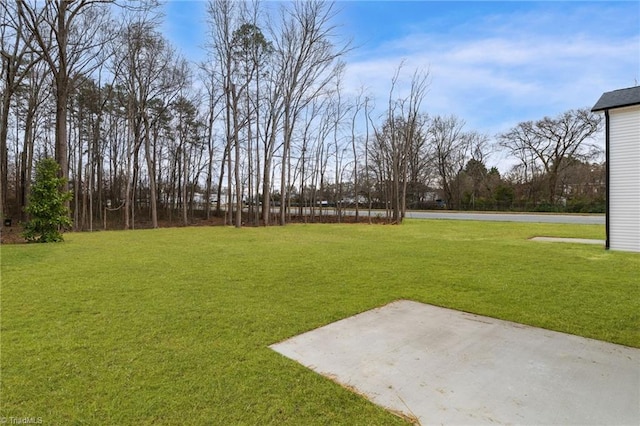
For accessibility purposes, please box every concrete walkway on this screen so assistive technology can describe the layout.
[270,300,639,425]
[530,237,605,245]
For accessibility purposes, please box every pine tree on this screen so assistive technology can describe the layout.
[23,158,72,242]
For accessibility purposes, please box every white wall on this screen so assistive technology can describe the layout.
[609,105,640,252]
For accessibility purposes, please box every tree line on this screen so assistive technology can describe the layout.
[0,0,605,230]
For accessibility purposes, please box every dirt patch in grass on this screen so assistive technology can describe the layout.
[1,223,26,244]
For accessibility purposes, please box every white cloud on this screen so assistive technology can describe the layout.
[337,2,638,172]
[343,5,639,141]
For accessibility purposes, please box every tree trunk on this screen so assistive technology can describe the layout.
[55,75,70,187]
[233,91,242,228]
[143,115,159,228]
[216,143,227,216]
[279,110,291,226]
[54,0,70,195]
[0,86,10,219]
[182,146,188,226]
[261,130,276,225]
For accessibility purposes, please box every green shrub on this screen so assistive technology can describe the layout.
[23,158,72,242]
[566,197,606,213]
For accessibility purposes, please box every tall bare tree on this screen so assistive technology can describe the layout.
[349,88,367,221]
[16,0,114,200]
[17,60,51,219]
[272,0,348,225]
[371,64,429,222]
[207,0,247,227]
[427,115,471,209]
[398,67,429,220]
[498,108,602,205]
[0,2,47,218]
[112,6,188,229]
[231,9,271,225]
[197,60,221,221]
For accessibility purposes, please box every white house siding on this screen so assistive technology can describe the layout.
[609,105,640,252]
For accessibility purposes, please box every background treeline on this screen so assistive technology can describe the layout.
[0,0,605,230]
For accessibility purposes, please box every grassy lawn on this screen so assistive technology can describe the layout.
[1,220,638,424]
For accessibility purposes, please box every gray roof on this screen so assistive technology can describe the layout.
[592,86,640,112]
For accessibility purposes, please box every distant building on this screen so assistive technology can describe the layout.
[592,86,640,252]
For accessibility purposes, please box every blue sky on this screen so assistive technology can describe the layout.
[162,1,640,168]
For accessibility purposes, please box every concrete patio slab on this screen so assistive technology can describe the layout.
[270,300,639,425]
[530,237,605,245]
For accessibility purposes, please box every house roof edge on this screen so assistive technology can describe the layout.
[592,86,640,112]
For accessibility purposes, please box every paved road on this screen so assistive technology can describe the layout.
[402,211,605,225]
[335,209,605,225]
[281,207,604,225]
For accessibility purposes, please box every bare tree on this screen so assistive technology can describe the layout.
[18,61,51,219]
[272,0,348,225]
[457,132,491,210]
[258,45,285,225]
[498,108,603,205]
[230,3,272,225]
[197,60,221,221]
[398,67,429,220]
[293,97,324,219]
[349,88,367,221]
[427,115,470,209]
[370,63,430,222]
[171,95,203,226]
[111,3,188,229]
[328,73,350,222]
[363,95,374,220]
[0,2,48,218]
[207,0,248,227]
[16,0,115,200]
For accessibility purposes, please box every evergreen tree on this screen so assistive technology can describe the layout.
[23,158,72,243]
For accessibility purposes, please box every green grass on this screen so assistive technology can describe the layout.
[1,220,638,424]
